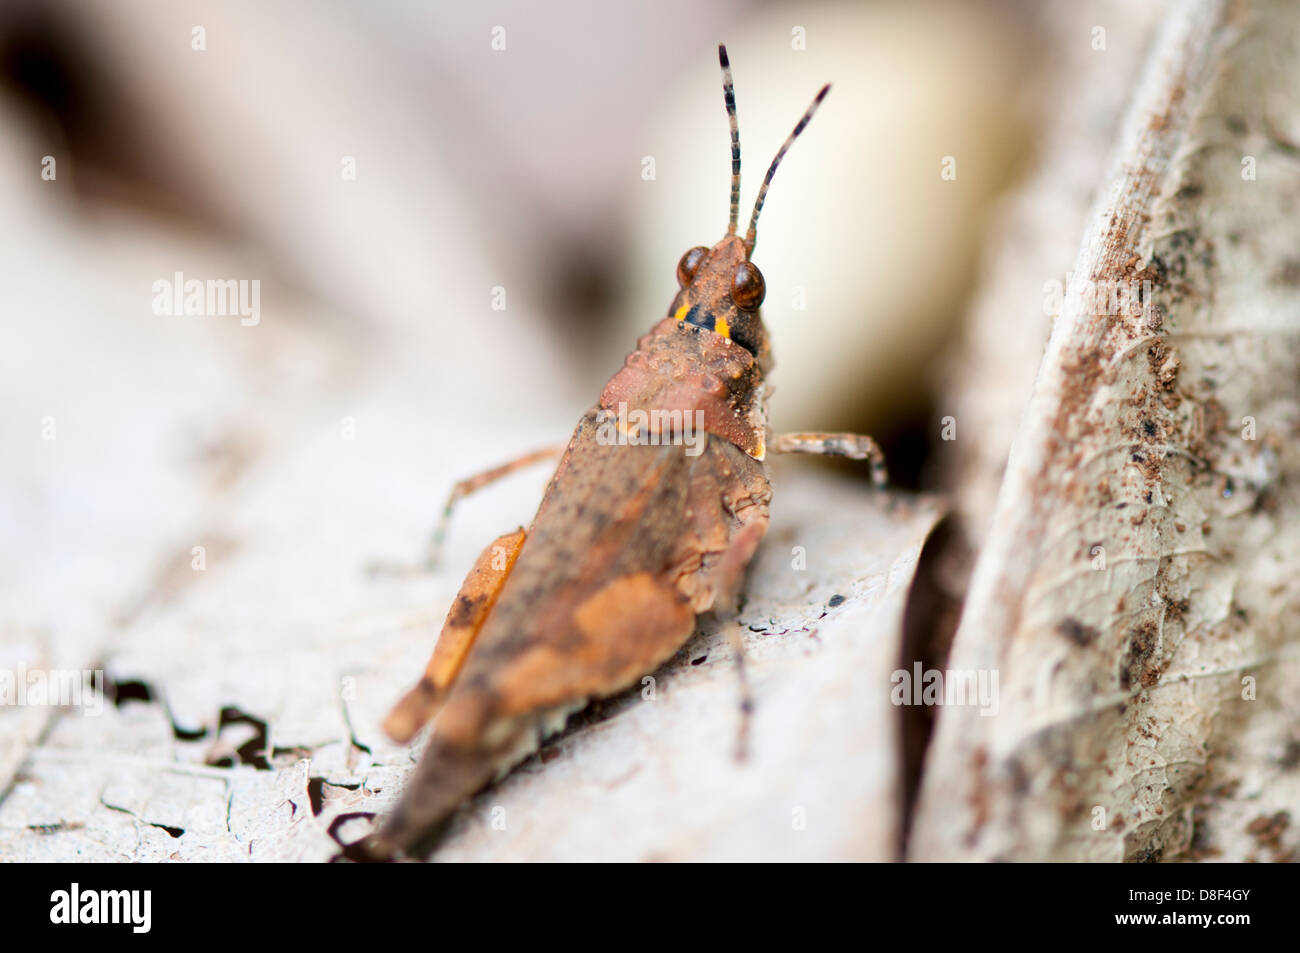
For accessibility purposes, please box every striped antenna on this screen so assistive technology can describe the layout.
[744,83,831,255]
[719,45,742,236]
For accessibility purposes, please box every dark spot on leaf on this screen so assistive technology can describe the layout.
[107,677,153,707]
[1057,618,1098,646]
[210,706,271,770]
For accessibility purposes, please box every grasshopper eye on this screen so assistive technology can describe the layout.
[731,261,766,311]
[677,247,709,287]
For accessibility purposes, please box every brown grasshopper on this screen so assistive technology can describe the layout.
[360,45,885,861]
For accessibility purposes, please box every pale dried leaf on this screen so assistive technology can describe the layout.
[912,0,1300,862]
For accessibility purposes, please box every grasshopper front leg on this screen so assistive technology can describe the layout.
[425,446,563,569]
[368,445,562,576]
[771,431,888,487]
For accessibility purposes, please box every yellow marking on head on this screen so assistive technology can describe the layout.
[714,315,730,338]
[674,303,690,323]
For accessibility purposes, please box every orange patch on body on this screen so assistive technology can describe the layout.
[493,572,695,717]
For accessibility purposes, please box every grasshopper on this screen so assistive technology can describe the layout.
[360,45,885,861]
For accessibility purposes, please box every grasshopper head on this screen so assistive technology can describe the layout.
[663,45,829,370]
[668,234,768,362]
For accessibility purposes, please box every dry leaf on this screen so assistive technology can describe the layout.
[912,0,1300,862]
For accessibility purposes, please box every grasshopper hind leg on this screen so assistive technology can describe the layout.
[362,526,527,861]
[383,528,525,744]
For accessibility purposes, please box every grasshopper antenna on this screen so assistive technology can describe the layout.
[719,44,742,236]
[745,83,831,255]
